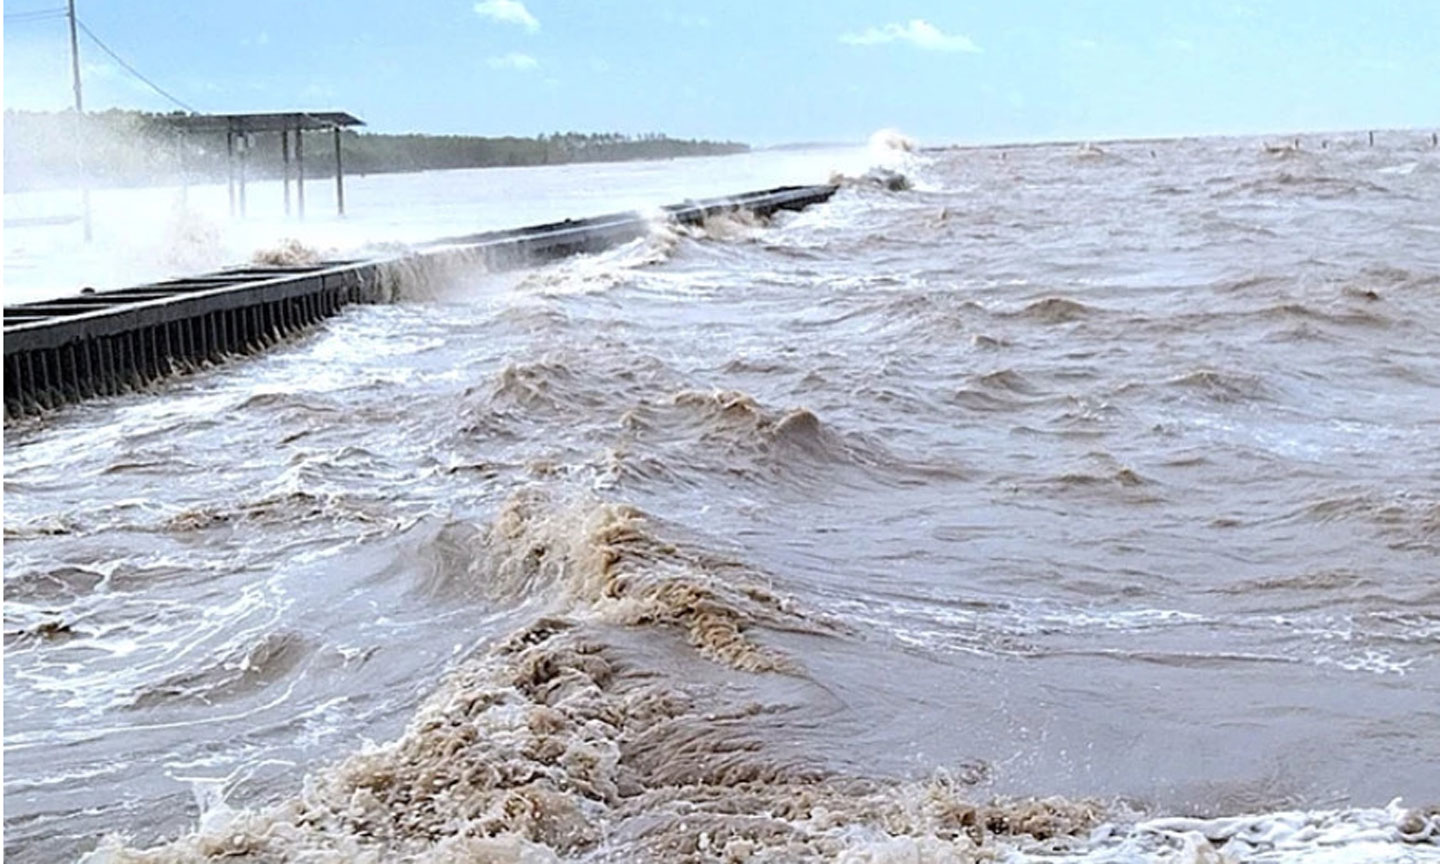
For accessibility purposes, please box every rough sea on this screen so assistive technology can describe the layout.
[5,132,1439,862]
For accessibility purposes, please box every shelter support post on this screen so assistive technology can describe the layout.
[333,126,345,217]
[282,129,291,217]
[226,131,235,217]
[238,134,248,218]
[296,128,306,220]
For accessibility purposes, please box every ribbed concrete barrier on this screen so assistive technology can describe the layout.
[2,184,836,419]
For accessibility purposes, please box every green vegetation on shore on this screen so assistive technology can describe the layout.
[3,109,749,191]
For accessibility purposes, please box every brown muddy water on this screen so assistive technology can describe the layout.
[5,136,1440,862]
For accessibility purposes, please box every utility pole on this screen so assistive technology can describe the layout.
[67,0,93,241]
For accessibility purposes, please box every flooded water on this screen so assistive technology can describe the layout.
[5,134,1440,863]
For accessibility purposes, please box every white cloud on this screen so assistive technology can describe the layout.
[487,52,539,71]
[840,19,980,53]
[474,0,539,32]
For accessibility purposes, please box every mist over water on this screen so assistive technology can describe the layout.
[2,147,874,305]
[5,134,1440,862]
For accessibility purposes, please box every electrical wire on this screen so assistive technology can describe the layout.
[19,14,353,137]
[75,18,200,113]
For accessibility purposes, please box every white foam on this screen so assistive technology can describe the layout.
[1052,800,1440,864]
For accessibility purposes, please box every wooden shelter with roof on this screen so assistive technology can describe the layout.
[164,111,364,219]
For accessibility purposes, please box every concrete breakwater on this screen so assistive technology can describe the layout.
[2,184,836,419]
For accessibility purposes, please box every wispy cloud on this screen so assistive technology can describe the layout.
[487,52,539,71]
[840,19,980,53]
[474,0,539,32]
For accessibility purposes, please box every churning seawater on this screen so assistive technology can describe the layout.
[4,134,1439,863]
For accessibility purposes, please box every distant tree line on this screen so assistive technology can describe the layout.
[3,109,749,191]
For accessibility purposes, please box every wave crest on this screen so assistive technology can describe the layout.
[86,608,1101,863]
[828,167,911,192]
[1011,297,1096,323]
[250,238,326,267]
[450,490,821,673]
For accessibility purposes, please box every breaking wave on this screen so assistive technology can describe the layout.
[869,128,918,156]
[68,495,1119,862]
[85,618,1103,862]
[828,167,911,192]
[424,489,826,672]
[251,238,328,267]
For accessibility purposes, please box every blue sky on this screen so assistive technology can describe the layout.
[4,1,1437,144]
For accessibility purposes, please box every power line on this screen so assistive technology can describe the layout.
[74,18,199,113]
